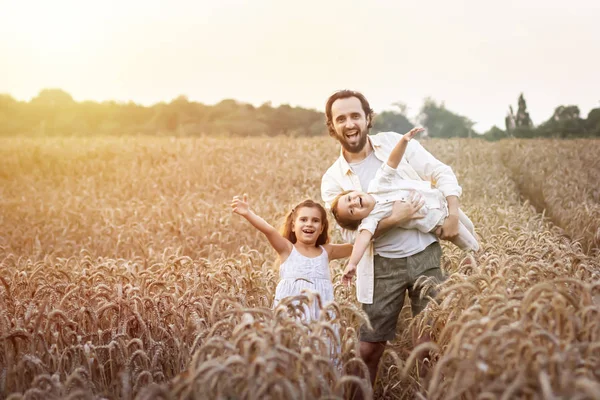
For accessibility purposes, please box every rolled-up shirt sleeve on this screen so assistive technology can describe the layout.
[358,217,378,236]
[405,139,462,198]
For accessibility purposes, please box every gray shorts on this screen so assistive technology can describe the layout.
[359,242,445,343]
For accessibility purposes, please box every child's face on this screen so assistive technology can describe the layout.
[337,191,373,221]
[292,207,324,244]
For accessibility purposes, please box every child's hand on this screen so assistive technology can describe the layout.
[231,194,250,216]
[403,127,425,141]
[341,263,357,286]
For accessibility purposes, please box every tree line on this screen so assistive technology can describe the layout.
[484,94,600,140]
[1,89,598,139]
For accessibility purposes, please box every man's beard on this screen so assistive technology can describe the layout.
[340,127,369,154]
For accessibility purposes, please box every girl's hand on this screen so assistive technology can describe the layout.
[403,127,425,141]
[231,194,250,216]
[341,262,357,286]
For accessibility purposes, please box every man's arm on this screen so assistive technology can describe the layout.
[400,135,462,240]
[373,193,426,238]
[435,195,460,240]
[446,195,459,217]
[402,137,462,199]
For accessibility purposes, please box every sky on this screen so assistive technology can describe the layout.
[1,0,599,132]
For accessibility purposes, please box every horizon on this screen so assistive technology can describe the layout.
[2,0,599,132]
[0,86,562,135]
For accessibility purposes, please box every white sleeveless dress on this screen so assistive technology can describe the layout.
[273,245,334,321]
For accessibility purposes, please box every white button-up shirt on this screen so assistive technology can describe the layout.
[359,163,448,236]
[321,131,462,304]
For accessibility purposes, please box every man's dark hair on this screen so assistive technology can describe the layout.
[325,90,374,136]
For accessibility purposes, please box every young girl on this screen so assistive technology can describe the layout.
[330,127,479,285]
[231,194,352,320]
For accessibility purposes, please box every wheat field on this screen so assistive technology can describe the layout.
[1,136,599,400]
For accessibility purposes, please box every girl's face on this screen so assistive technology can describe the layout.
[292,206,324,245]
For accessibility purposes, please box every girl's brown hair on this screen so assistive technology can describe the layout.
[280,199,329,247]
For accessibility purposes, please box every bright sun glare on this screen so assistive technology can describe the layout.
[11,1,111,54]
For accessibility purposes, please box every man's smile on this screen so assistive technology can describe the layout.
[345,129,359,139]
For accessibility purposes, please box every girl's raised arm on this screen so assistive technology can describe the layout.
[323,243,353,260]
[231,194,293,258]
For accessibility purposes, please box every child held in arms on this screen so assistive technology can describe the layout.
[330,127,479,285]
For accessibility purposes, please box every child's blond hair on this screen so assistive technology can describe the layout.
[330,190,360,231]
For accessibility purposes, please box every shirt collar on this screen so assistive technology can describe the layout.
[338,135,384,175]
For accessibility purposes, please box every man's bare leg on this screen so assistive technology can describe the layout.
[349,341,387,399]
[412,326,433,379]
[361,341,386,387]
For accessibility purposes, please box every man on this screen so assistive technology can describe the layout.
[320,90,462,391]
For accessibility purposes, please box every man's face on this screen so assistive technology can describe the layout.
[330,97,370,154]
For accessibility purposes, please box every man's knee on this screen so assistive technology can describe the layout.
[360,341,386,364]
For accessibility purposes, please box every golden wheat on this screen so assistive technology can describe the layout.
[0,136,599,399]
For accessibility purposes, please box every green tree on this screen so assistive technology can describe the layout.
[1,89,329,137]
[372,103,413,134]
[483,125,508,141]
[537,105,587,138]
[0,94,23,135]
[515,93,533,128]
[419,98,475,138]
[504,106,516,134]
[586,107,600,137]
[29,89,78,135]
[505,93,534,138]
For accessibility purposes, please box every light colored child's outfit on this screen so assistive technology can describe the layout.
[273,245,335,320]
[273,245,341,365]
[359,164,479,251]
